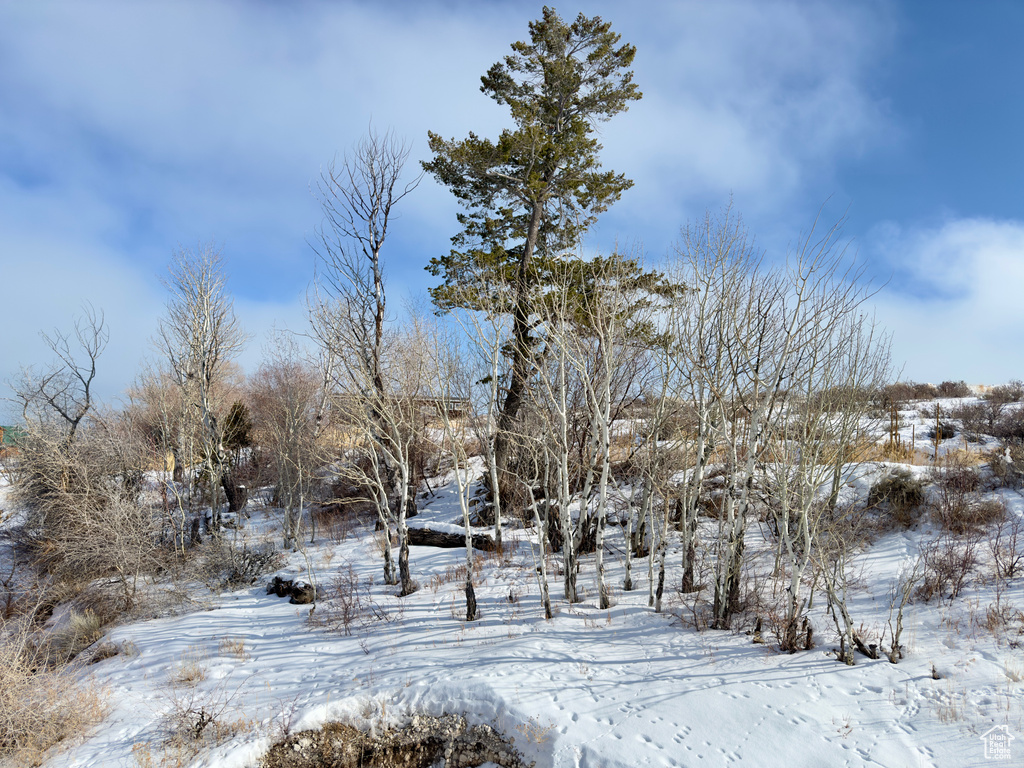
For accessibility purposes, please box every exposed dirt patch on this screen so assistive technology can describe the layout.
[261,713,533,768]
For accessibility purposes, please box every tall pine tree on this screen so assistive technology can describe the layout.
[423,7,642,500]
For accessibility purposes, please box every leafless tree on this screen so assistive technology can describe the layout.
[447,288,511,550]
[14,305,108,444]
[250,335,323,550]
[10,307,163,604]
[534,281,580,604]
[669,206,890,635]
[560,253,658,610]
[669,209,773,629]
[763,314,890,652]
[430,320,480,621]
[157,245,247,533]
[311,126,421,430]
[10,408,159,609]
[309,127,422,593]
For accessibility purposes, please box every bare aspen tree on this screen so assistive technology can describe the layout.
[535,280,580,604]
[667,213,750,598]
[753,219,890,650]
[250,335,322,550]
[822,317,892,512]
[671,211,769,629]
[522,435,555,619]
[538,252,664,609]
[670,207,885,634]
[430,320,480,621]
[817,522,859,665]
[309,127,422,592]
[325,315,433,596]
[884,557,923,663]
[438,261,512,549]
[764,313,889,651]
[638,344,678,612]
[158,246,246,533]
[127,365,194,552]
[566,254,659,610]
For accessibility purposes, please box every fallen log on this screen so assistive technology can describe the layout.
[407,526,497,552]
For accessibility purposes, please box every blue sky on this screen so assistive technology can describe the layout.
[2,0,1023,420]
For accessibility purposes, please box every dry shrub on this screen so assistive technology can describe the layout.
[987,380,1024,404]
[942,447,987,467]
[990,514,1024,580]
[929,455,1000,534]
[937,380,972,398]
[934,456,980,492]
[937,498,1006,536]
[878,381,939,403]
[950,401,1002,442]
[924,421,958,441]
[979,601,1024,639]
[45,609,108,665]
[995,407,1024,442]
[89,639,137,664]
[0,622,107,765]
[989,443,1024,488]
[856,441,928,464]
[10,421,165,609]
[218,636,248,661]
[868,469,924,527]
[878,381,918,406]
[311,505,360,543]
[188,540,283,592]
[261,714,529,768]
[308,566,364,636]
[171,647,208,686]
[160,677,254,761]
[917,534,978,601]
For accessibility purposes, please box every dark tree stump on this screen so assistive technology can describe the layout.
[222,473,248,515]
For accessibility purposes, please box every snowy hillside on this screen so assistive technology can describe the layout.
[2,397,1023,768]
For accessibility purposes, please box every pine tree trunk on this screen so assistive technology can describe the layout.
[492,201,544,505]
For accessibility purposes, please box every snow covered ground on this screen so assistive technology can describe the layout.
[3,401,1024,768]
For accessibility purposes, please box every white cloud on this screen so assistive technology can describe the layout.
[0,0,896,416]
[599,0,893,238]
[870,218,1024,385]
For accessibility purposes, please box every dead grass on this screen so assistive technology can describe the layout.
[218,636,249,661]
[854,441,931,465]
[132,676,255,768]
[0,622,107,765]
[170,647,208,686]
[47,609,108,664]
[514,715,556,745]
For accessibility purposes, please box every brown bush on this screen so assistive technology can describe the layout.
[994,407,1024,442]
[939,498,1006,535]
[951,401,1002,442]
[917,534,978,601]
[937,380,972,398]
[987,380,1024,404]
[991,514,1024,580]
[989,443,1024,488]
[311,505,362,543]
[10,421,165,608]
[868,469,924,527]
[0,621,107,765]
